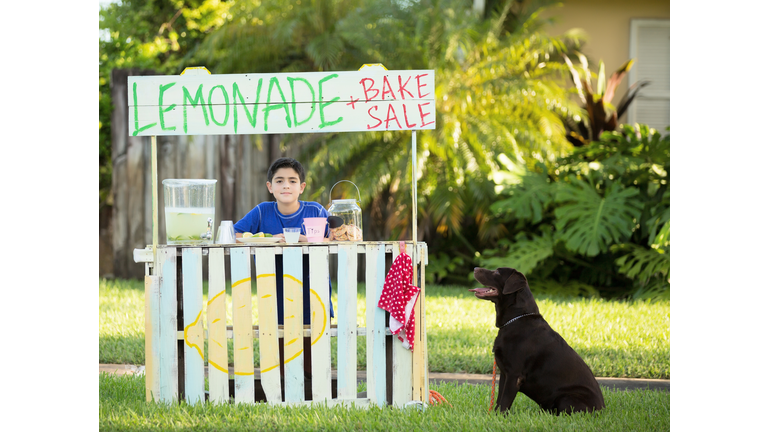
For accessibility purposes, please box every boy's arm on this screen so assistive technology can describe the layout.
[233,205,260,237]
[322,207,332,240]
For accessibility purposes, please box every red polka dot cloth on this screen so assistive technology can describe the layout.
[377,242,421,351]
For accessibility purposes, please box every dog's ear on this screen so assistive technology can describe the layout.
[502,269,529,295]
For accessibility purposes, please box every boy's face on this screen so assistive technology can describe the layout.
[267,167,306,206]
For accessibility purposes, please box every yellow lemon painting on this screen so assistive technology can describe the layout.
[183,259,328,380]
[206,288,228,374]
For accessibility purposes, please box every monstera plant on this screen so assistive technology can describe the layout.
[481,124,670,299]
[562,53,650,147]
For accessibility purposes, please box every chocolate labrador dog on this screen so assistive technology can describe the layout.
[470,267,605,415]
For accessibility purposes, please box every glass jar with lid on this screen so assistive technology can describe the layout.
[328,181,363,241]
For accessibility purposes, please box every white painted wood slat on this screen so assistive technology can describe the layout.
[391,243,414,407]
[309,247,331,402]
[127,100,437,136]
[336,244,358,400]
[282,247,305,403]
[231,247,255,404]
[144,275,161,402]
[129,70,435,105]
[206,248,229,404]
[366,244,387,406]
[254,247,282,403]
[182,248,205,404]
[419,245,429,397]
[157,247,178,402]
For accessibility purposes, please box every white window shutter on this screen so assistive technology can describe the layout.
[627,19,670,135]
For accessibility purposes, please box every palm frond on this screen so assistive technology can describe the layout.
[478,231,554,275]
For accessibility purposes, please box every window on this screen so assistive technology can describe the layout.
[627,19,670,135]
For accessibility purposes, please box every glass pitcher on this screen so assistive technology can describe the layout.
[162,179,217,245]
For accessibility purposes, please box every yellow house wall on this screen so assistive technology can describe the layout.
[541,0,669,119]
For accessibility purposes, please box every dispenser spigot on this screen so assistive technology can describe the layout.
[201,218,213,240]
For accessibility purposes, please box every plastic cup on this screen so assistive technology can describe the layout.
[215,221,236,244]
[283,227,301,244]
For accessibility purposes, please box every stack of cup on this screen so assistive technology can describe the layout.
[215,221,236,244]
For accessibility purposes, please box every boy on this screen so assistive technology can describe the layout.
[234,157,333,377]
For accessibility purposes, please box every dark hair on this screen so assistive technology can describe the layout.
[267,157,306,183]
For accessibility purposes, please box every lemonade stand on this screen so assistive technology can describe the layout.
[132,65,434,407]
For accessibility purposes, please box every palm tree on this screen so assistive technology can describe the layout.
[191,0,392,73]
[301,1,585,264]
[191,0,585,283]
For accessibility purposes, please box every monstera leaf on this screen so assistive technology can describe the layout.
[554,179,643,256]
[478,231,554,275]
[490,170,554,224]
[646,204,670,250]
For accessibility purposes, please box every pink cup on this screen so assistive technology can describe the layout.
[302,217,328,242]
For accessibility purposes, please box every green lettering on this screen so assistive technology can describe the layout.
[232,79,263,134]
[182,85,209,134]
[263,77,292,131]
[207,85,230,127]
[132,82,157,136]
[158,82,177,131]
[318,74,342,128]
[287,77,316,127]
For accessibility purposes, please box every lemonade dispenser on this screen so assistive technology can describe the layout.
[328,180,363,241]
[162,179,217,245]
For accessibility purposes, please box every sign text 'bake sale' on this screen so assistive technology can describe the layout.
[127,69,435,136]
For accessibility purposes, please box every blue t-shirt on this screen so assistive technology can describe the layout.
[234,201,333,325]
[234,201,330,237]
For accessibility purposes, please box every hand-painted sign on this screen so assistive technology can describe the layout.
[127,69,435,136]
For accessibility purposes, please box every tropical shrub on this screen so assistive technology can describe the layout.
[479,124,670,299]
[561,54,649,147]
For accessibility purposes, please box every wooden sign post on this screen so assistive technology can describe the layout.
[129,64,435,404]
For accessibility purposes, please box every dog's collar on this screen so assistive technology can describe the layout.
[500,313,541,328]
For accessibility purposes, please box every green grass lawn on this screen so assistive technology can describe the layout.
[100,373,669,431]
[100,278,669,379]
[100,278,669,430]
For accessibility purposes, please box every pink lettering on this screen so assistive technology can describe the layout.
[381,76,396,100]
[360,78,379,102]
[402,104,416,128]
[397,75,414,100]
[415,74,430,98]
[384,104,402,129]
[418,102,435,127]
[367,105,382,129]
